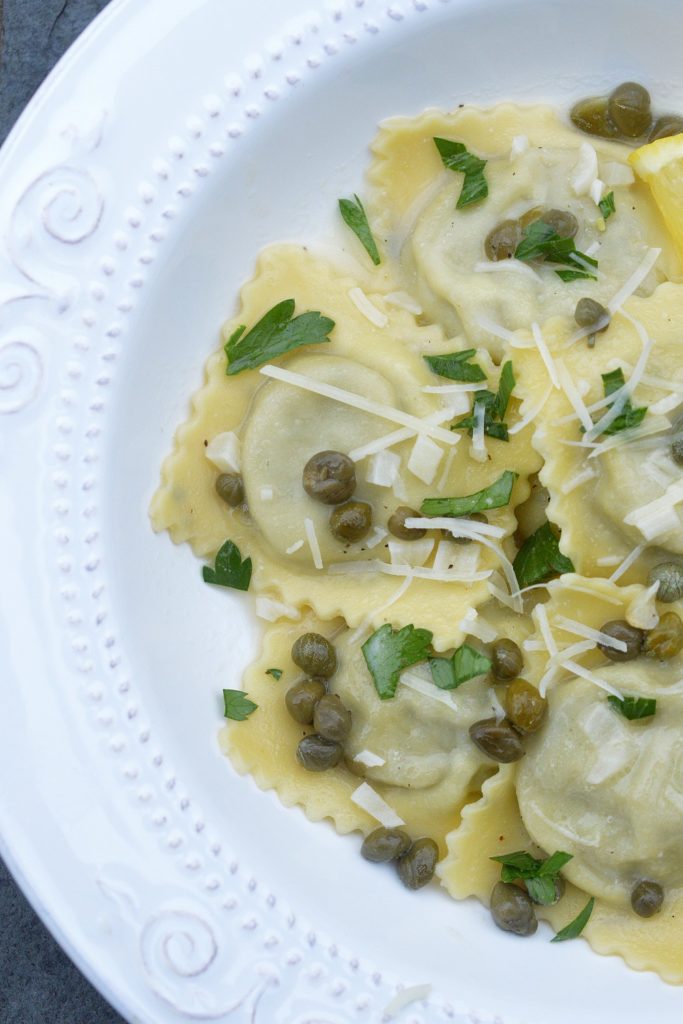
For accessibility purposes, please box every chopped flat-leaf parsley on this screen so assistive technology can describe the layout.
[594,368,647,435]
[202,540,252,591]
[551,897,595,942]
[421,470,517,518]
[607,694,656,720]
[265,667,283,681]
[598,191,616,220]
[338,194,381,265]
[225,299,335,376]
[429,643,492,690]
[433,137,488,209]
[423,348,486,383]
[514,220,598,282]
[452,360,515,441]
[513,521,575,589]
[491,849,573,906]
[223,689,258,721]
[362,623,433,700]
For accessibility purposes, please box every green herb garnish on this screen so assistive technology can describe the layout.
[202,540,252,591]
[598,191,616,220]
[338,194,381,266]
[429,643,492,690]
[433,137,488,209]
[222,689,258,721]
[593,368,647,436]
[551,897,595,942]
[513,522,575,589]
[607,694,656,720]
[420,470,517,518]
[423,349,486,383]
[225,299,335,376]
[452,360,515,442]
[491,849,573,906]
[514,220,598,281]
[362,623,433,700]
[265,668,283,681]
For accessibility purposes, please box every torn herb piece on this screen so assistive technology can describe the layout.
[514,220,598,281]
[202,540,252,591]
[452,361,515,442]
[362,623,433,700]
[429,644,492,690]
[607,694,656,720]
[433,137,488,209]
[595,368,648,435]
[421,470,517,517]
[225,299,335,376]
[424,349,486,383]
[223,689,258,721]
[492,849,573,907]
[265,668,283,681]
[513,522,574,589]
[551,897,595,942]
[599,191,616,220]
[338,194,381,266]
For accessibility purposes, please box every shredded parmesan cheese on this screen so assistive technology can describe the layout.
[608,543,646,584]
[607,247,660,314]
[473,259,541,280]
[555,357,593,431]
[351,782,404,827]
[388,538,435,567]
[353,749,386,768]
[304,517,323,570]
[589,177,605,205]
[626,581,661,630]
[401,670,456,707]
[285,539,304,555]
[623,480,683,540]
[534,602,558,657]
[459,607,498,642]
[348,286,388,328]
[365,526,388,549]
[407,433,444,484]
[328,560,492,583]
[560,465,597,495]
[531,321,560,388]
[560,659,624,699]
[366,449,400,487]
[259,485,274,501]
[404,516,505,539]
[255,596,301,622]
[348,412,452,463]
[571,142,599,196]
[205,431,241,473]
[553,615,626,652]
[383,291,423,315]
[600,161,635,186]
[508,385,553,436]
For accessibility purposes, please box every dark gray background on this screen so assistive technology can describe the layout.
[1,7,127,1022]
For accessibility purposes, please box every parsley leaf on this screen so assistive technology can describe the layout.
[593,368,648,435]
[599,191,616,220]
[421,470,517,518]
[362,623,433,700]
[265,668,283,681]
[423,349,486,383]
[551,897,595,942]
[202,540,252,591]
[225,299,335,376]
[491,849,573,906]
[433,137,489,209]
[452,361,515,442]
[223,689,258,721]
[429,643,492,690]
[514,220,598,281]
[513,522,575,589]
[607,694,656,720]
[339,194,381,266]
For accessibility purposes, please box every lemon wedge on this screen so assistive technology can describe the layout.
[629,133,683,256]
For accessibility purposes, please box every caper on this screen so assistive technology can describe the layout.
[504,679,548,734]
[631,879,664,918]
[484,219,522,261]
[285,679,326,724]
[215,472,245,507]
[490,881,538,936]
[670,429,683,466]
[491,638,523,681]
[296,734,344,772]
[539,209,579,240]
[469,718,525,763]
[302,450,356,505]
[648,562,683,603]
[396,837,439,890]
[361,827,412,863]
[291,632,338,678]
[608,82,651,138]
[649,115,683,143]
[644,612,683,660]
[329,500,372,542]
[574,297,610,334]
[388,506,427,540]
[570,96,620,139]
[313,694,352,742]
[454,512,488,545]
[597,620,644,662]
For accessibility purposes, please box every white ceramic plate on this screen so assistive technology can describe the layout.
[2,0,682,1021]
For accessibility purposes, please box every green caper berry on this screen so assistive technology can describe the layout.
[608,82,652,138]
[313,694,352,742]
[484,220,522,261]
[296,734,344,772]
[284,679,326,725]
[302,450,356,505]
[649,116,683,142]
[454,512,488,546]
[490,881,538,936]
[291,633,338,678]
[504,679,547,734]
[570,96,620,139]
[469,718,525,763]
[361,827,412,863]
[329,501,372,542]
[631,879,664,917]
[215,472,245,507]
[644,612,683,660]
[670,430,683,466]
[574,297,610,333]
[396,837,439,890]
[491,638,523,681]
[597,620,644,661]
[540,209,579,240]
[648,562,683,603]
[387,506,426,540]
